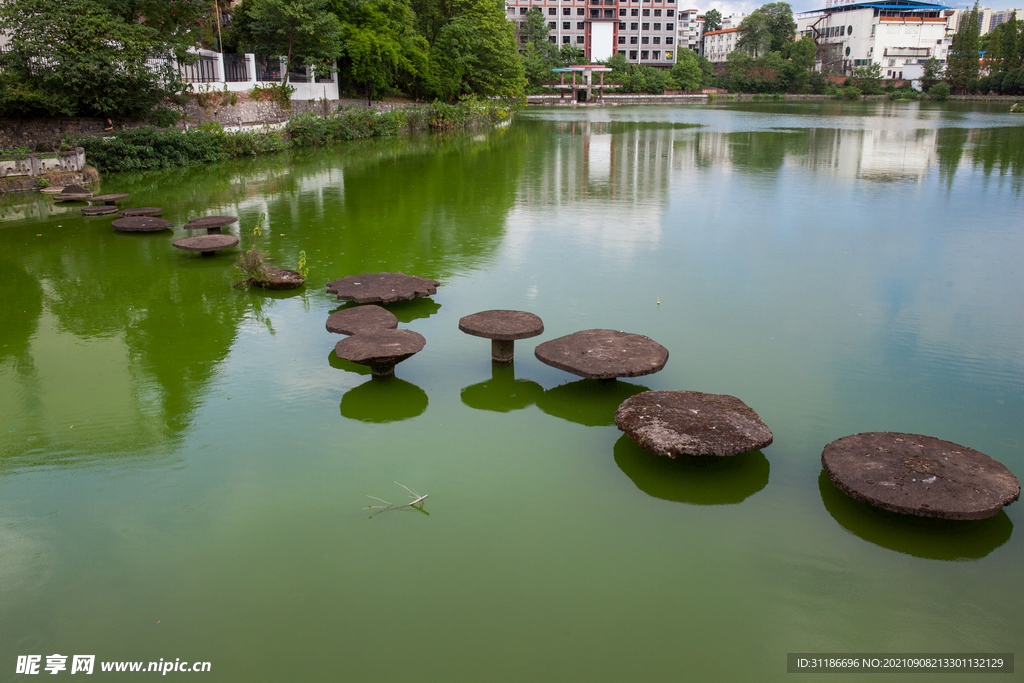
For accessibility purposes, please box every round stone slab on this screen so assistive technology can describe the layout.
[88,193,130,205]
[326,272,439,305]
[118,207,163,217]
[81,205,119,216]
[111,217,173,232]
[172,234,239,255]
[334,329,426,377]
[534,329,668,380]
[615,391,773,458]
[327,305,399,335]
[186,215,238,229]
[459,310,544,363]
[822,432,1020,520]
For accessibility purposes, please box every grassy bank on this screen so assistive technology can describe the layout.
[67,98,518,174]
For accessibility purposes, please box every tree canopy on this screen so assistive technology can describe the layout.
[947,1,981,91]
[737,2,795,57]
[703,9,722,33]
[233,0,344,84]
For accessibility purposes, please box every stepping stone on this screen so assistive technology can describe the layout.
[327,305,398,335]
[459,310,544,363]
[111,217,173,232]
[81,205,119,216]
[172,234,239,256]
[821,432,1020,520]
[535,329,668,380]
[327,272,439,305]
[88,193,130,205]
[185,215,238,234]
[615,390,773,458]
[53,184,92,201]
[118,207,163,217]
[334,329,425,378]
[245,266,305,290]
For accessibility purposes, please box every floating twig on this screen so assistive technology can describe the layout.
[366,482,429,515]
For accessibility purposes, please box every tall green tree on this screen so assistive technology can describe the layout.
[671,49,706,91]
[947,1,981,91]
[703,9,722,33]
[985,24,1002,73]
[234,0,344,85]
[922,56,944,90]
[520,6,560,89]
[1000,13,1019,69]
[0,0,205,117]
[737,2,794,57]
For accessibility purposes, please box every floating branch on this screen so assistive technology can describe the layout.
[366,482,429,515]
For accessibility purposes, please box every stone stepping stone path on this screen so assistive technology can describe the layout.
[185,216,238,235]
[172,234,239,256]
[327,272,439,305]
[459,310,544,363]
[81,205,119,216]
[88,193,130,205]
[334,329,425,378]
[118,207,163,217]
[111,217,173,232]
[327,305,398,335]
[535,329,668,380]
[615,390,773,458]
[821,432,1020,520]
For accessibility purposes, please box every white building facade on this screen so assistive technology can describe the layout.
[796,0,951,79]
[702,27,739,62]
[507,0,684,67]
[678,9,705,53]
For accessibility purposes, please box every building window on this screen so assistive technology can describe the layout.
[845,46,851,56]
[666,51,673,59]
[653,50,660,59]
[563,21,570,29]
[848,25,853,35]
[619,22,626,29]
[563,7,571,14]
[548,21,555,28]
[642,22,649,29]
[665,36,673,44]
[653,22,660,29]
[519,7,526,14]
[630,36,638,43]
[591,9,600,17]
[631,22,638,29]
[641,36,649,43]
[666,22,673,30]
[631,8,638,15]
[549,35,556,42]
[619,7,626,15]
[629,50,638,59]
[577,8,584,14]
[619,50,626,56]
[654,9,661,15]
[666,9,674,16]
[579,22,586,29]
[653,36,660,43]
[618,35,626,43]
[577,35,585,43]
[604,9,614,18]
[840,25,845,36]
[563,35,571,43]
[642,9,650,16]
[548,7,556,14]
[641,50,649,59]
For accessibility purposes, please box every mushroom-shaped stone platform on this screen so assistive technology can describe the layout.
[821,432,1020,520]
[81,205,119,216]
[53,184,92,201]
[88,193,130,206]
[534,329,668,380]
[111,217,173,232]
[172,233,240,256]
[327,305,398,335]
[185,216,238,235]
[615,391,773,458]
[327,272,439,305]
[459,310,544,363]
[118,207,163,217]
[334,329,425,378]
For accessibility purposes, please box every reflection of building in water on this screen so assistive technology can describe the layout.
[788,128,938,182]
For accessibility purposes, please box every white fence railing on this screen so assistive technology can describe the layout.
[177,49,339,101]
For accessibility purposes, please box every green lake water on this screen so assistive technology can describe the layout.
[1,101,1022,681]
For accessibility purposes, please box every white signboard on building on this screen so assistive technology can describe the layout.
[591,22,614,62]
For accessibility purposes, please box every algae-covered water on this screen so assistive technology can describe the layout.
[1,101,1022,681]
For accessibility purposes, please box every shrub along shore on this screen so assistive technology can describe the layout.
[68,99,517,174]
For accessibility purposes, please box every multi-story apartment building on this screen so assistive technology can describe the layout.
[677,9,705,54]
[796,0,950,79]
[702,27,739,62]
[506,0,683,67]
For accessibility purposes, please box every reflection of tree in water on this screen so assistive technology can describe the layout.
[935,127,969,188]
[818,471,1013,560]
[0,258,43,366]
[614,435,770,505]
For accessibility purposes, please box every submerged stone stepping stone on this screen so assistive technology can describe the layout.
[535,329,668,380]
[821,432,1020,520]
[327,272,439,305]
[81,205,119,216]
[172,233,239,256]
[615,390,773,458]
[459,310,544,363]
[334,329,425,378]
[327,305,398,335]
[118,207,163,217]
[185,215,238,234]
[88,193,130,205]
[53,184,92,201]
[111,217,173,232]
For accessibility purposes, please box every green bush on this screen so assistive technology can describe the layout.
[928,82,951,101]
[835,86,862,100]
[148,108,181,128]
